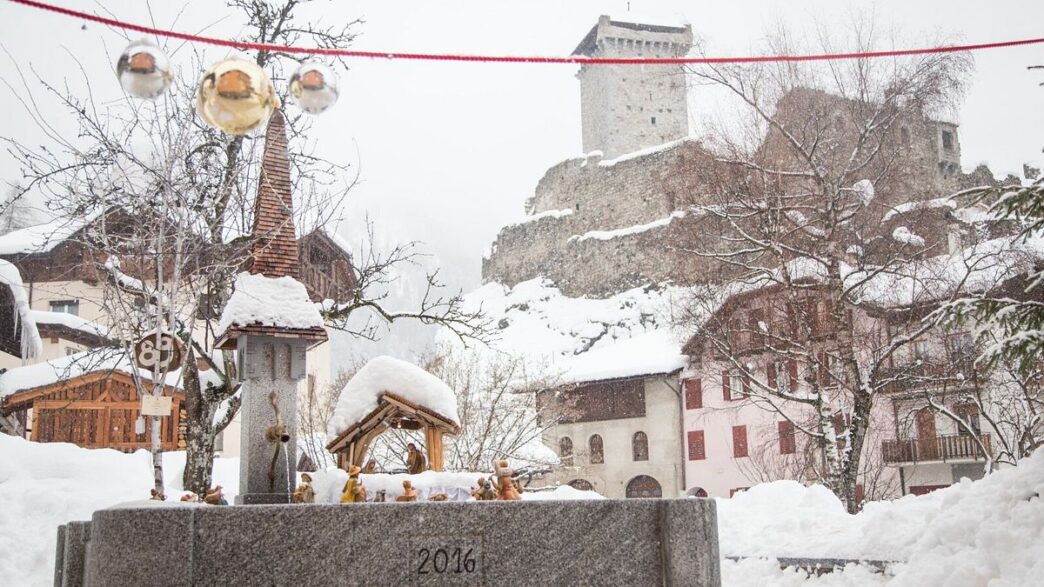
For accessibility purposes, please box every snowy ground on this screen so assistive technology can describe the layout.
[2,434,1041,586]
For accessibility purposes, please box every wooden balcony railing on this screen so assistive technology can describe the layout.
[878,359,978,393]
[882,433,991,465]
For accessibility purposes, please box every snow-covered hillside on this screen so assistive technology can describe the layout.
[440,278,688,382]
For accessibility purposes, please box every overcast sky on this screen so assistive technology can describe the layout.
[2,0,1043,358]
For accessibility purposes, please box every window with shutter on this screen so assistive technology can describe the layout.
[732,425,748,458]
[722,370,731,401]
[767,362,777,389]
[687,430,706,460]
[559,437,573,466]
[632,431,649,461]
[817,352,829,386]
[589,434,604,464]
[742,374,751,397]
[788,360,799,391]
[778,420,796,454]
[684,378,703,409]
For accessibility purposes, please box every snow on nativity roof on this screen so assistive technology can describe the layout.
[216,272,325,340]
[327,356,460,438]
[0,212,100,256]
[0,349,183,400]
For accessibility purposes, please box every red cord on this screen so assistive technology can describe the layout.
[9,0,1044,65]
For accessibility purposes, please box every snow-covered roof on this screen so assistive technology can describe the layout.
[0,212,99,256]
[558,329,686,384]
[327,356,459,438]
[0,259,41,359]
[216,272,325,339]
[0,350,183,400]
[28,310,107,338]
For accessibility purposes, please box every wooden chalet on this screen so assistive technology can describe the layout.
[326,391,461,472]
[0,366,185,451]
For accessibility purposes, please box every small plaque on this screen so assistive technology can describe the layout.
[140,395,173,417]
[409,534,484,585]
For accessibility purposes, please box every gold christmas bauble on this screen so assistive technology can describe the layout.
[116,40,172,99]
[196,58,280,135]
[289,62,339,115]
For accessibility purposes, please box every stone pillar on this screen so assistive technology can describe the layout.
[236,335,307,504]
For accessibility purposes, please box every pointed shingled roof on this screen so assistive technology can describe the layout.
[250,109,299,279]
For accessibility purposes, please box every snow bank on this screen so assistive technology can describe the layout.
[217,272,324,336]
[718,449,1044,585]
[327,355,460,438]
[0,259,41,358]
[0,435,237,586]
[309,468,603,503]
[570,210,684,242]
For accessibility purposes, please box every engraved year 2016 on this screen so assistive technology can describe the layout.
[416,547,477,575]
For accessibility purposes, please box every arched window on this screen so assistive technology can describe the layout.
[686,486,709,498]
[632,431,649,461]
[568,479,594,491]
[559,437,573,466]
[589,434,604,464]
[626,475,663,498]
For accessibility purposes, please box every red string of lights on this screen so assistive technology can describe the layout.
[9,0,1044,65]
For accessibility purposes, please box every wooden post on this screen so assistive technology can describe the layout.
[425,425,444,472]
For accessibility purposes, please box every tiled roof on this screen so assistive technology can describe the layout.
[249,110,299,279]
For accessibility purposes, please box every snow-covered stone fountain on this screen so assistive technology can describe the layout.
[53,111,721,586]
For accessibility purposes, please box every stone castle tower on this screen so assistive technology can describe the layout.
[573,15,693,158]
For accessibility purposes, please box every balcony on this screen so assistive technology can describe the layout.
[882,433,991,465]
[878,359,978,394]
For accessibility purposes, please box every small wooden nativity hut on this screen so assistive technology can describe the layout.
[326,356,460,471]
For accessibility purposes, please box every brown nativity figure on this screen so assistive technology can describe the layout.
[362,459,378,474]
[406,443,427,475]
[396,480,418,502]
[204,485,228,506]
[494,459,522,501]
[292,473,316,504]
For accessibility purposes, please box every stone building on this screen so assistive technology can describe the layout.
[535,333,687,498]
[574,15,692,159]
[482,16,1004,299]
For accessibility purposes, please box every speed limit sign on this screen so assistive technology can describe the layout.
[133,331,184,371]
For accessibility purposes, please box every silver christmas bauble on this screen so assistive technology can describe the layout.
[289,62,339,114]
[116,40,172,99]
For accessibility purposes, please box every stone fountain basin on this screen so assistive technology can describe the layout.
[56,498,720,586]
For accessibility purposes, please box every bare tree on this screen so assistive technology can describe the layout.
[677,23,977,511]
[2,1,487,494]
